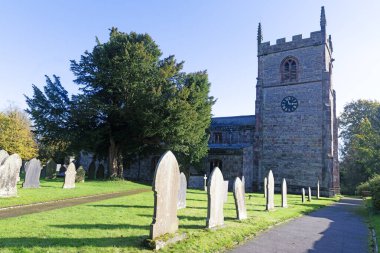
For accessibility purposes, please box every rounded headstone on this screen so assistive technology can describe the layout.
[206,167,225,229]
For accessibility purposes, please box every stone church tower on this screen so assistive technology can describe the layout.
[253,7,340,196]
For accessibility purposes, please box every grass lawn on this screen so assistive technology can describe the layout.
[0,179,149,208]
[0,186,338,253]
[363,198,380,251]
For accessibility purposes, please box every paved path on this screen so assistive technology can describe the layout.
[0,188,149,219]
[230,197,369,253]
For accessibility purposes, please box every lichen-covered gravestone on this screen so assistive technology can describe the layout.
[23,158,42,188]
[302,188,305,203]
[63,163,77,189]
[317,180,320,199]
[75,166,86,183]
[177,172,187,209]
[308,187,312,202]
[264,177,267,198]
[45,159,57,179]
[206,167,225,229]
[266,170,275,211]
[0,154,22,197]
[281,178,288,208]
[223,180,229,203]
[150,151,180,239]
[233,177,247,220]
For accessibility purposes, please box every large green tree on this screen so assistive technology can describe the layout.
[27,28,214,178]
[339,99,380,193]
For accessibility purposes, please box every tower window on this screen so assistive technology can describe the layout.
[281,57,298,82]
[214,132,222,143]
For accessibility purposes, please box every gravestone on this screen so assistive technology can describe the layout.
[223,181,229,203]
[233,177,247,220]
[0,154,22,197]
[242,176,246,193]
[308,187,312,202]
[63,163,77,189]
[266,170,274,211]
[264,177,267,198]
[88,160,96,180]
[96,164,105,179]
[75,166,86,183]
[23,158,42,188]
[150,151,180,239]
[302,188,305,203]
[281,178,288,208]
[177,172,187,209]
[0,150,9,165]
[204,174,207,191]
[206,167,225,229]
[317,180,320,199]
[46,159,57,179]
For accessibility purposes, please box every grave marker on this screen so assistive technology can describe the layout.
[0,154,22,197]
[302,188,305,203]
[233,177,247,220]
[308,187,312,202]
[23,158,42,188]
[177,172,187,209]
[266,170,275,211]
[63,163,77,189]
[264,177,267,198]
[206,167,225,229]
[281,178,288,208]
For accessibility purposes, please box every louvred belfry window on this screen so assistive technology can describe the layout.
[281,57,298,82]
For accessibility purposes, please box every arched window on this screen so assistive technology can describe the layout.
[281,57,298,82]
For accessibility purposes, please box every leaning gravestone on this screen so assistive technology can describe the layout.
[282,178,288,208]
[45,159,57,179]
[88,160,96,180]
[0,150,9,165]
[233,177,247,220]
[317,180,320,199]
[302,188,305,203]
[63,163,77,189]
[266,170,275,211]
[206,167,225,229]
[223,181,229,203]
[150,151,180,239]
[177,172,187,209]
[264,177,267,198]
[0,154,22,197]
[308,187,312,202]
[96,164,105,179]
[23,158,42,188]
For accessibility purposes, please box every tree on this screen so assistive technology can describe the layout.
[339,99,380,193]
[0,107,38,160]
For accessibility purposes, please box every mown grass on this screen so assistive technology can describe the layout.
[363,197,380,251]
[0,186,338,253]
[0,179,149,208]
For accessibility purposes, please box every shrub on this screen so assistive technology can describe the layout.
[75,166,86,183]
[368,174,380,210]
[356,181,370,195]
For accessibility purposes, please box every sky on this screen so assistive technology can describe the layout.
[0,1,379,117]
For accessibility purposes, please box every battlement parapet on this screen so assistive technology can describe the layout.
[258,30,326,56]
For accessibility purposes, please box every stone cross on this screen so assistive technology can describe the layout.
[264,177,267,198]
[281,178,288,208]
[308,187,312,202]
[302,188,305,203]
[233,177,247,220]
[45,159,57,179]
[223,180,229,203]
[177,172,187,209]
[63,163,77,189]
[266,170,275,211]
[317,180,320,199]
[206,167,225,229]
[203,174,208,191]
[150,151,180,239]
[23,158,42,188]
[0,153,22,197]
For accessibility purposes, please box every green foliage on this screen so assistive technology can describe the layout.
[75,166,86,183]
[339,99,380,194]
[0,108,38,160]
[356,181,370,195]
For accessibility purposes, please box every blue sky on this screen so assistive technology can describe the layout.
[0,1,379,116]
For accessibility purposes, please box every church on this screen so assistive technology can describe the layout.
[125,7,340,197]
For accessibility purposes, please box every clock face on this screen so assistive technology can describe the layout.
[281,96,298,112]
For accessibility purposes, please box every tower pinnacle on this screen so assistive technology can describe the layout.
[320,6,326,31]
[257,23,263,45]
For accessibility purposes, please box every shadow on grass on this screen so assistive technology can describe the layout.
[90,204,153,209]
[50,223,149,230]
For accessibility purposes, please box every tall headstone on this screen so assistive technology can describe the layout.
[308,187,312,202]
[203,174,207,191]
[88,160,96,180]
[177,172,187,209]
[0,150,9,165]
[0,154,22,197]
[266,170,275,211]
[23,158,42,188]
[281,178,288,208]
[302,188,305,203]
[206,167,225,229]
[317,180,320,199]
[63,163,77,189]
[150,151,180,239]
[264,177,267,198]
[45,159,57,179]
[223,180,229,203]
[233,177,247,220]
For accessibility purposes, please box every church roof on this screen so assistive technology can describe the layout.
[209,143,252,149]
[211,115,255,127]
